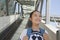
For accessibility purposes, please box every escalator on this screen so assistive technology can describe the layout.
[0,0,24,40]
[0,18,23,40]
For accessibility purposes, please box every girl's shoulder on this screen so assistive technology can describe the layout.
[40,28,48,34]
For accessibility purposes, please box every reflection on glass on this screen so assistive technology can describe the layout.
[0,0,6,17]
[8,0,15,15]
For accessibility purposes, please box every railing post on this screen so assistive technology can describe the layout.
[45,0,50,24]
[57,30,60,40]
[6,0,9,16]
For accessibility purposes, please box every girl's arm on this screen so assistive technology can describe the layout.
[23,35,28,40]
[20,29,27,40]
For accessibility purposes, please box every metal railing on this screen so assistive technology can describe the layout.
[14,1,24,17]
[35,0,44,14]
[52,16,60,28]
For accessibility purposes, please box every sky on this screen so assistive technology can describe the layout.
[42,0,60,17]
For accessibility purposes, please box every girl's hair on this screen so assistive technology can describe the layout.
[30,10,41,18]
[26,10,41,28]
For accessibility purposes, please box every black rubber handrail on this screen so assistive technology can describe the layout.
[0,18,23,40]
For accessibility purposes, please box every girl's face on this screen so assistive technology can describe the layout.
[30,11,41,25]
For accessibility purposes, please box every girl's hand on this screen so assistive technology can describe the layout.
[43,33,49,40]
[23,35,28,40]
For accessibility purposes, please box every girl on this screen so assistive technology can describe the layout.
[20,10,49,40]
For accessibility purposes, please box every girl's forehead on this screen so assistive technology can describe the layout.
[33,11,40,15]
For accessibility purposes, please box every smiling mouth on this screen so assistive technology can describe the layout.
[36,20,41,22]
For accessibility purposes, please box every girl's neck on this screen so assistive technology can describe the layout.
[32,24,40,31]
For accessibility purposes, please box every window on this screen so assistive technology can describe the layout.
[0,0,6,17]
[49,0,60,27]
[0,0,17,17]
[8,0,15,15]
